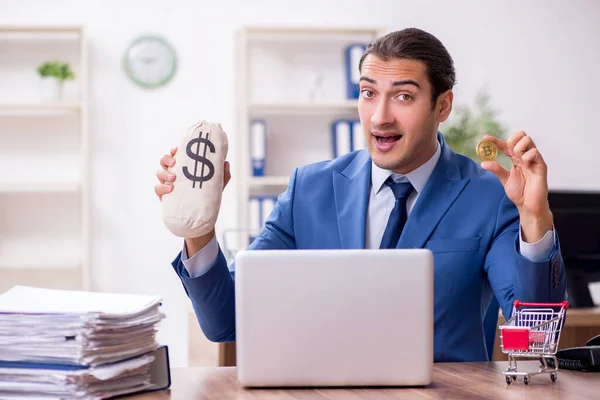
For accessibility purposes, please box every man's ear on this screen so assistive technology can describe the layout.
[436,90,453,123]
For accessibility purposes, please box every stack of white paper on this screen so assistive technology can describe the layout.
[0,353,155,400]
[0,286,166,399]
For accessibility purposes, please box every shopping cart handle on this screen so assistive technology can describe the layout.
[513,300,569,309]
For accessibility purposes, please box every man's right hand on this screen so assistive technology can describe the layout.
[155,146,232,257]
[155,146,178,201]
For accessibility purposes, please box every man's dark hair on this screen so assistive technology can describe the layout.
[359,28,456,105]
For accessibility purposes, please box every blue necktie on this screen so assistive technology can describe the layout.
[379,178,414,249]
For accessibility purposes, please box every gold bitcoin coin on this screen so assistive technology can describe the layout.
[476,139,498,162]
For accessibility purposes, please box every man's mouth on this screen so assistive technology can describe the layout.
[373,133,403,144]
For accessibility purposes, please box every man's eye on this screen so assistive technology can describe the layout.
[361,90,374,98]
[397,94,412,101]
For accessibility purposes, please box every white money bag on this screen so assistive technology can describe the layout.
[162,121,228,238]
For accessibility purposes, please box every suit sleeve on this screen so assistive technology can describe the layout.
[171,168,299,342]
[484,195,567,319]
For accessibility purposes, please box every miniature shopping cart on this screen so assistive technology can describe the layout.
[499,300,569,385]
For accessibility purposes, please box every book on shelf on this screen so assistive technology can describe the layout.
[344,43,368,100]
[250,119,266,177]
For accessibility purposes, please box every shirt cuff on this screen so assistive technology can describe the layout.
[181,236,219,278]
[519,228,555,262]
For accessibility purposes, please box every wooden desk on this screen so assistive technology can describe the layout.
[132,361,599,399]
[493,307,600,361]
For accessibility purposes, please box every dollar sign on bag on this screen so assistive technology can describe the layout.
[182,130,215,189]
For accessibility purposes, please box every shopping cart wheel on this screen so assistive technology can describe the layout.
[524,377,529,385]
[551,373,557,382]
[505,376,511,385]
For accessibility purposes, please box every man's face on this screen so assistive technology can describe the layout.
[358,55,452,174]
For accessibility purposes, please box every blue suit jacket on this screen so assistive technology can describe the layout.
[173,133,567,362]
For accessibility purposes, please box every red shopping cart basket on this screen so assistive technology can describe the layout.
[499,300,568,385]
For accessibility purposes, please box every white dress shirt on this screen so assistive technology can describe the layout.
[366,142,441,249]
[183,141,555,277]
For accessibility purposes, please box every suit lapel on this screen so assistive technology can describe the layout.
[397,135,470,249]
[333,150,371,249]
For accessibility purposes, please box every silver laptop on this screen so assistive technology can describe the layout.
[234,249,434,387]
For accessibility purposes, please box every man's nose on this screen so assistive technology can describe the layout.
[370,99,395,127]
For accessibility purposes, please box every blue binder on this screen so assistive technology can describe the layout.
[250,119,266,176]
[344,43,367,99]
[331,119,363,158]
[0,345,171,396]
[352,120,365,152]
[248,196,277,244]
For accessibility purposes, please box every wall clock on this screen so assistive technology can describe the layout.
[124,35,177,88]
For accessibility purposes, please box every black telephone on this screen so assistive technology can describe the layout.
[544,334,600,371]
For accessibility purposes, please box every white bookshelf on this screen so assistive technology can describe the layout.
[0,26,89,294]
[0,103,82,115]
[0,238,81,269]
[248,176,291,187]
[0,180,80,193]
[232,26,382,254]
[248,101,360,117]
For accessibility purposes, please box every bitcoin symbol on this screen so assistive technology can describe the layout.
[476,139,498,162]
[182,130,215,189]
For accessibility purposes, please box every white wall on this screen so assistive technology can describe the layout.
[1,0,599,366]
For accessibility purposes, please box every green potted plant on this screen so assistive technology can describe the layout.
[36,60,75,101]
[441,88,511,169]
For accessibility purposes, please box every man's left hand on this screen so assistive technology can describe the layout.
[481,131,553,243]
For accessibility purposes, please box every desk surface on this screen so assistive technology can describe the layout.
[133,361,599,399]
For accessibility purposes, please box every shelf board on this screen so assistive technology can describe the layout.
[0,181,80,193]
[0,256,80,270]
[0,262,80,270]
[249,101,358,116]
[0,103,82,116]
[0,26,82,40]
[244,26,381,35]
[243,26,382,43]
[0,26,82,33]
[249,176,290,187]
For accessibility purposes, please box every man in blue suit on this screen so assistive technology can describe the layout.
[156,28,566,362]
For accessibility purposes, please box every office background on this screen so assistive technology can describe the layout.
[0,0,599,367]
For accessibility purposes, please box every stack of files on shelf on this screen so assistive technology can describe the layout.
[0,285,167,399]
[248,196,277,243]
[332,119,365,158]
